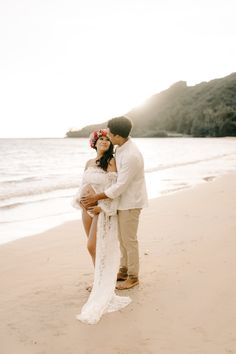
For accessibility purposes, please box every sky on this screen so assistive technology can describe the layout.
[0,0,236,138]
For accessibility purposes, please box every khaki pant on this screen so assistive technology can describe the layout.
[117,209,141,278]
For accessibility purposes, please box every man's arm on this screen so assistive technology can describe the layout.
[105,155,140,199]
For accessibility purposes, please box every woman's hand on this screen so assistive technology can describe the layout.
[87,205,101,215]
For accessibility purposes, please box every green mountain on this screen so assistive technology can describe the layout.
[66,72,236,138]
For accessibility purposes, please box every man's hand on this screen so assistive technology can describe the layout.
[80,193,98,208]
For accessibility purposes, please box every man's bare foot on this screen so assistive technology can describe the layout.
[116,277,139,290]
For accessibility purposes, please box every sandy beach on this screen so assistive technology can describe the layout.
[0,173,236,354]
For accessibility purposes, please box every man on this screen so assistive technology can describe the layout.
[82,116,148,289]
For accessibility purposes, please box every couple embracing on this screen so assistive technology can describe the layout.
[73,116,148,324]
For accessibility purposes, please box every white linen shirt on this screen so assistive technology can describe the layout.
[105,138,148,210]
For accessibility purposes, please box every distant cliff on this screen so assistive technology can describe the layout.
[66,73,236,138]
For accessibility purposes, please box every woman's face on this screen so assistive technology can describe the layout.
[95,136,111,152]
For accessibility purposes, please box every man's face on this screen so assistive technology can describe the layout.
[107,129,119,145]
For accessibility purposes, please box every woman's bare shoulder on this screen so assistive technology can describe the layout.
[107,158,117,172]
[84,159,97,170]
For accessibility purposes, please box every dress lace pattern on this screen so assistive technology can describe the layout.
[74,167,131,324]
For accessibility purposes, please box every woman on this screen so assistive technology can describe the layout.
[73,129,131,324]
[74,129,116,266]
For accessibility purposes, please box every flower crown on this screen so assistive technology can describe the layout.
[89,129,109,149]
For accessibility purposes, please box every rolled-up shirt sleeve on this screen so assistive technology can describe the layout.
[105,155,140,199]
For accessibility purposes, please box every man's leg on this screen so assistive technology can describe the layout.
[117,210,128,280]
[117,209,141,289]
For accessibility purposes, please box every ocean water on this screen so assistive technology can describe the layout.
[0,137,236,245]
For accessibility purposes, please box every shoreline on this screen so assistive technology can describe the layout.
[0,170,230,247]
[0,172,236,353]
[1,136,236,246]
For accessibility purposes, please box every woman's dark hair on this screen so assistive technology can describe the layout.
[95,140,114,171]
[107,116,133,138]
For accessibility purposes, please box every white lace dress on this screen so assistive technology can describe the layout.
[73,166,131,324]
